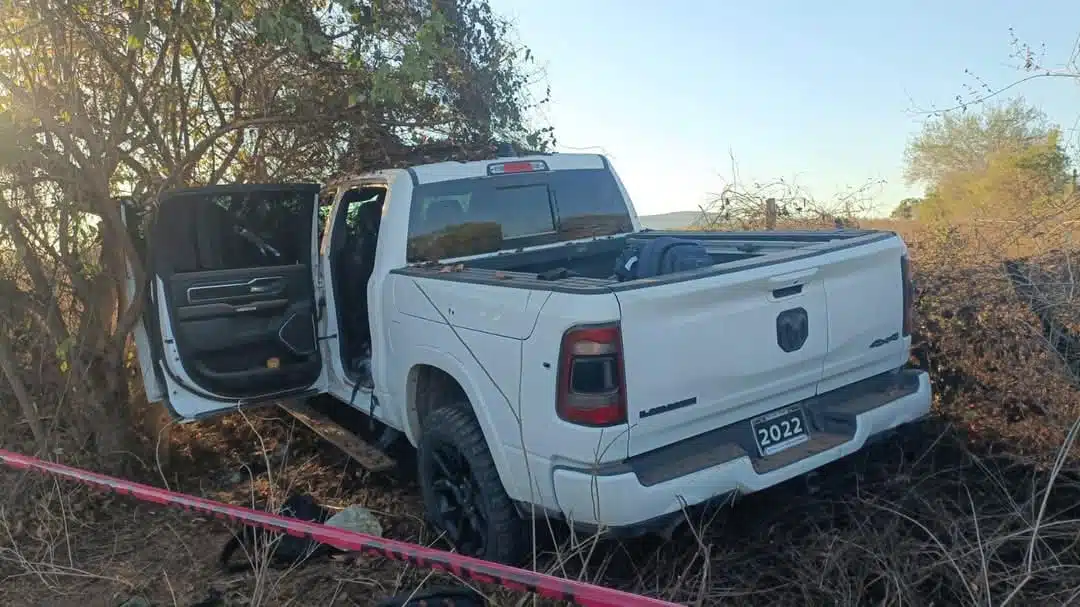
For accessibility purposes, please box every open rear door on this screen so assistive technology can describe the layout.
[136,184,327,419]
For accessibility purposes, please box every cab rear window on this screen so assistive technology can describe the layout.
[406,168,633,262]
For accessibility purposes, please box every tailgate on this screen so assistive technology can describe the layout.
[615,260,830,456]
[614,233,907,457]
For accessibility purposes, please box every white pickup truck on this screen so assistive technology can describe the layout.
[127,151,932,564]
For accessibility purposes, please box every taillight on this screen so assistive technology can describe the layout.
[557,324,627,427]
[901,254,913,337]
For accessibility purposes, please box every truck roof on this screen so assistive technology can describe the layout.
[409,153,608,185]
[325,153,611,190]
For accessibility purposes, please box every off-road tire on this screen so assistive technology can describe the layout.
[417,405,528,565]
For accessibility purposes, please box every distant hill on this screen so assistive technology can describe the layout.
[638,210,704,230]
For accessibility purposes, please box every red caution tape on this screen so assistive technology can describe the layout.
[0,449,680,607]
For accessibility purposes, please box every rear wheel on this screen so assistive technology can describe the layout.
[417,405,527,565]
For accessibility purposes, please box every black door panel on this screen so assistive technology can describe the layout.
[185,275,289,303]
[175,308,293,352]
[151,184,323,400]
[167,266,304,305]
[175,299,289,322]
[163,264,319,397]
[277,301,319,356]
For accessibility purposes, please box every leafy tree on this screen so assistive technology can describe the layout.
[914,130,1072,227]
[903,98,1073,228]
[0,0,550,459]
[904,98,1064,188]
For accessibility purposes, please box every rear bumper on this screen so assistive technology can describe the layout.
[550,368,932,531]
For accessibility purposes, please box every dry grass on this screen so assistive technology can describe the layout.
[6,216,1080,606]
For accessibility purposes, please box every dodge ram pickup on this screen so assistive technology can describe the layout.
[127,150,932,564]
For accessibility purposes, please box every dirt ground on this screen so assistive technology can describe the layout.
[4,395,1080,607]
[0,406,437,607]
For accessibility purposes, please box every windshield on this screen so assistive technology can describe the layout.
[405,168,634,262]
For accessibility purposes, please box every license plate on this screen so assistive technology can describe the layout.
[751,405,809,456]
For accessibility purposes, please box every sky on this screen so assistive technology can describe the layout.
[493,0,1080,217]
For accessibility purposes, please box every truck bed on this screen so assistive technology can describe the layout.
[395,229,896,293]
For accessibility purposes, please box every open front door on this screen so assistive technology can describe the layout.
[136,184,327,419]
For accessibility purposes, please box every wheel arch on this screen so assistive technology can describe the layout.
[401,349,515,493]
[406,363,469,436]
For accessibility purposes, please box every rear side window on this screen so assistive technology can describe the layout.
[406,168,633,261]
[154,187,316,274]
